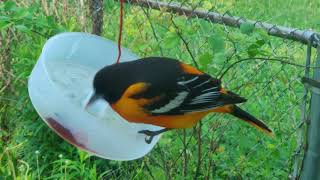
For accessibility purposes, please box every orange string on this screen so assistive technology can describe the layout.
[116,0,124,64]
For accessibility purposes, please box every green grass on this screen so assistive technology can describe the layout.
[1,0,319,179]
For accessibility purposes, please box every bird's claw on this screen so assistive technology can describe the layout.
[138,130,155,144]
[144,136,153,144]
[138,128,170,144]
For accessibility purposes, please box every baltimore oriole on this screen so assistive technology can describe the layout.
[86,57,273,143]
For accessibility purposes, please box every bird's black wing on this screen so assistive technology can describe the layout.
[133,73,247,115]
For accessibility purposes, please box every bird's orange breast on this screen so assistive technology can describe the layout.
[112,99,208,128]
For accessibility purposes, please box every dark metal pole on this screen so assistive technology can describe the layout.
[301,46,320,179]
[90,0,104,36]
[291,43,312,179]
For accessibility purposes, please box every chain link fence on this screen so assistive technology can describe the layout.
[101,0,319,179]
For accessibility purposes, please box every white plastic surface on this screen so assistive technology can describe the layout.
[28,32,162,161]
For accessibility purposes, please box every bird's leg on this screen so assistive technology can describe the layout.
[138,128,172,144]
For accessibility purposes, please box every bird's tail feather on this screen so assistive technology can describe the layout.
[230,105,273,136]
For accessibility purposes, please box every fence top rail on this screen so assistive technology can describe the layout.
[125,0,320,48]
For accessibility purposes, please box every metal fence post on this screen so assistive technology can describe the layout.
[291,43,312,180]
[301,45,320,180]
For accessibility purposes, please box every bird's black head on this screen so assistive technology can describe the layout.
[87,57,181,107]
[92,65,118,103]
[91,62,135,104]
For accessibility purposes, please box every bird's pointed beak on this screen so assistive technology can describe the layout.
[85,91,101,109]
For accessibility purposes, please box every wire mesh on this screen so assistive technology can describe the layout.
[100,0,318,179]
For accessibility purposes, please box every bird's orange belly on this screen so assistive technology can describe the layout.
[111,98,209,128]
[111,93,232,128]
[136,112,208,128]
[115,109,208,128]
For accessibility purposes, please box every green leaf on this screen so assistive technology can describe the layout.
[247,39,267,57]
[0,16,10,21]
[214,52,227,65]
[4,1,16,11]
[240,22,255,35]
[0,21,13,30]
[256,39,266,46]
[199,21,211,34]
[27,5,38,17]
[163,32,180,48]
[209,35,225,53]
[13,7,30,19]
[35,16,49,27]
[198,52,213,70]
[247,44,259,57]
[15,25,30,32]
[46,15,55,26]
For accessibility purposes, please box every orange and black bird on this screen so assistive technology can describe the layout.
[87,57,273,143]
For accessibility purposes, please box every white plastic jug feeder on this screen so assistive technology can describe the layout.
[28,32,162,161]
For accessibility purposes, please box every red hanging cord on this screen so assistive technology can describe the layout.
[116,0,124,64]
